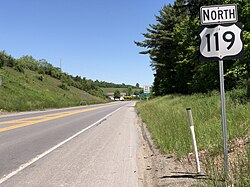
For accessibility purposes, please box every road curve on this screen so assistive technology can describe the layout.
[0,101,140,186]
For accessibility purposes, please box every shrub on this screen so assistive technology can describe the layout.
[58,83,69,90]
[228,89,249,104]
[14,64,25,73]
[37,75,44,81]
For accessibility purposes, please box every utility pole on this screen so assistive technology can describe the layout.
[60,59,62,71]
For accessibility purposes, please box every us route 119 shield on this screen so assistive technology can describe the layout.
[199,22,243,61]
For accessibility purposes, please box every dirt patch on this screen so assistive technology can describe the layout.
[136,117,205,187]
[0,110,12,116]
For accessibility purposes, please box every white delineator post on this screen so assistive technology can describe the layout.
[186,108,201,174]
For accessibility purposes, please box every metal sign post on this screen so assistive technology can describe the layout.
[143,85,151,101]
[219,60,228,176]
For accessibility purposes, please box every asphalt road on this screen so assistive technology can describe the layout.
[0,101,140,186]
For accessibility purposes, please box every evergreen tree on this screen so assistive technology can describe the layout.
[136,0,250,95]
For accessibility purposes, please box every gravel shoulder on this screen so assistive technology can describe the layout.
[136,116,204,187]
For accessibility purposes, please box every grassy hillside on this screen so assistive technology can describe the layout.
[0,67,106,111]
[136,91,249,186]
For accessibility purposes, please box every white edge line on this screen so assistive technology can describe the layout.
[0,105,124,185]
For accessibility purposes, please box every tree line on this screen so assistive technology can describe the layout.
[0,51,137,98]
[94,80,139,89]
[136,0,250,95]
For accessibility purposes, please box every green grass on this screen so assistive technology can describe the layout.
[0,67,106,111]
[136,92,250,156]
[136,91,250,186]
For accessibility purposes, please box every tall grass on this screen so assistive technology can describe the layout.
[136,91,249,156]
[136,91,250,185]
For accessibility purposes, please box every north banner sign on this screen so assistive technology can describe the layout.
[199,22,243,61]
[200,4,238,25]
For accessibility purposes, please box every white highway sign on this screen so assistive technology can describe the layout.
[199,23,243,61]
[143,85,150,93]
[200,4,238,25]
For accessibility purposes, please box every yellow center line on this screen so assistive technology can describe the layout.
[0,105,112,133]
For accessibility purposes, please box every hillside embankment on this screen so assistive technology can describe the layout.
[0,67,106,112]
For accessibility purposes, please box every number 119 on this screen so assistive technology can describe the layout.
[205,31,235,52]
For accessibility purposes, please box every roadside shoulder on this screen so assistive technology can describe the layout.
[136,115,199,187]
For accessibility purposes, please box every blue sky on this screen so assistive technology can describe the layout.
[0,0,174,87]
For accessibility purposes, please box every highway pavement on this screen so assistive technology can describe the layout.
[0,101,140,186]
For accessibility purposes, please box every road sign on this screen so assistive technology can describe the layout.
[143,85,150,93]
[200,4,238,25]
[199,22,243,61]
[139,93,150,98]
[199,4,243,178]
